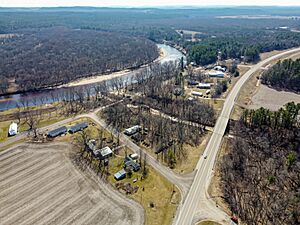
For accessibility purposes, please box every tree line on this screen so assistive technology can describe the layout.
[186,30,300,66]
[262,58,300,92]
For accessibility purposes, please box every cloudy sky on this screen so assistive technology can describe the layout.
[1,0,300,7]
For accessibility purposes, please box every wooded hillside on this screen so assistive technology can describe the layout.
[0,27,159,93]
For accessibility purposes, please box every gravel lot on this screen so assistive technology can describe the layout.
[250,84,300,110]
[0,142,143,225]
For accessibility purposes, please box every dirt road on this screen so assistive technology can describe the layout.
[0,142,143,225]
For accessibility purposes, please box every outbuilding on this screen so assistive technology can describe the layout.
[8,122,18,136]
[213,65,226,72]
[47,126,67,138]
[197,83,211,89]
[191,91,203,97]
[114,169,126,181]
[130,153,138,160]
[69,122,88,134]
[208,71,225,78]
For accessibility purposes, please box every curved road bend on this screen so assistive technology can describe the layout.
[174,47,300,225]
[0,101,193,197]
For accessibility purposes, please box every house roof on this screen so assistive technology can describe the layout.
[69,122,88,132]
[114,169,126,180]
[47,126,67,137]
[100,146,112,157]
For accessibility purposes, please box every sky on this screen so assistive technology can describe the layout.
[1,0,300,7]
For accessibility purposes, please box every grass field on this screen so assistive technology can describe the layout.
[0,142,143,225]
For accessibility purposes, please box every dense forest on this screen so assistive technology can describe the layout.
[1,7,300,92]
[0,27,158,93]
[186,30,300,65]
[262,58,300,92]
[221,102,300,224]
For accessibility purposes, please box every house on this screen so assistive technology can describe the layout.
[208,71,225,78]
[47,126,67,138]
[8,122,18,136]
[191,91,203,97]
[69,122,88,133]
[124,156,140,172]
[88,139,101,157]
[124,125,141,136]
[213,65,226,72]
[197,83,211,89]
[114,169,126,181]
[99,146,113,159]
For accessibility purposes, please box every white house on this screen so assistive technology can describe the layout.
[100,146,113,159]
[8,122,18,136]
[191,91,203,97]
[213,65,226,72]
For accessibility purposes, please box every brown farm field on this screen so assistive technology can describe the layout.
[0,142,143,225]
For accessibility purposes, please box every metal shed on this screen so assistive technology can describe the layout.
[47,126,68,138]
[114,169,126,181]
[69,122,88,133]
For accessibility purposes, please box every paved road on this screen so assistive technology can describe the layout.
[2,47,300,225]
[174,47,300,225]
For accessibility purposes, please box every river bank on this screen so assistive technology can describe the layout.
[0,44,184,111]
[62,46,168,88]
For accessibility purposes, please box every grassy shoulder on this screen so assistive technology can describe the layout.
[197,221,222,225]
[208,137,231,216]
[173,132,211,174]
[56,119,180,225]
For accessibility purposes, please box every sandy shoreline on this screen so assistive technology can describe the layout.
[61,47,168,88]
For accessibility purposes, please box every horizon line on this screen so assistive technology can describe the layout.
[1,5,300,8]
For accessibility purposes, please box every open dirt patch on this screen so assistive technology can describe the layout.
[249,85,300,110]
[0,142,143,225]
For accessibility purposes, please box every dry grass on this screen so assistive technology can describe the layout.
[197,221,222,225]
[174,132,211,174]
[108,151,180,225]
[236,70,261,107]
[208,138,231,216]
[0,111,68,142]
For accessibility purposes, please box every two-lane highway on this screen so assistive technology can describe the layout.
[174,47,300,225]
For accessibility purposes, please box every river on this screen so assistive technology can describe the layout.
[0,44,185,111]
